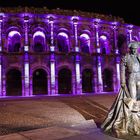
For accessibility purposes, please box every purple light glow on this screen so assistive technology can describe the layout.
[0,64,1,96]
[0,21,2,51]
[80,33,90,46]
[58,32,68,38]
[100,35,107,41]
[75,47,79,52]
[95,25,99,47]
[0,14,4,22]
[126,24,133,29]
[0,9,131,97]
[111,21,119,26]
[50,46,55,52]
[116,63,120,84]
[50,62,55,85]
[76,63,81,84]
[73,23,78,48]
[58,32,70,47]
[50,61,56,95]
[47,15,56,22]
[71,16,79,23]
[127,25,133,42]
[97,48,101,53]
[97,58,103,93]
[93,18,101,24]
[24,45,29,52]
[24,62,30,96]
[50,21,54,46]
[8,31,21,37]
[99,35,111,54]
[33,31,45,39]
[25,63,29,84]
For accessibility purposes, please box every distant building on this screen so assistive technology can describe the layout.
[0,7,139,97]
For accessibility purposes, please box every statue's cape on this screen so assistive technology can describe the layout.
[101,85,130,132]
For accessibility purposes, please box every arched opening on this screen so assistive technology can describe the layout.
[8,31,21,52]
[117,34,128,55]
[33,31,46,52]
[82,69,93,93]
[6,69,22,96]
[80,33,90,53]
[99,35,111,54]
[58,68,72,94]
[103,68,113,92]
[33,69,48,95]
[57,32,69,52]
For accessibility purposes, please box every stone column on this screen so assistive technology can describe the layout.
[49,17,56,95]
[72,74,76,95]
[115,57,121,92]
[73,18,79,52]
[112,22,119,54]
[50,54,56,95]
[93,57,98,93]
[127,24,133,43]
[47,76,51,95]
[0,17,2,96]
[94,20,103,93]
[73,17,82,94]
[75,55,82,94]
[29,76,33,96]
[0,16,5,96]
[23,16,30,96]
[2,73,6,96]
[112,22,120,92]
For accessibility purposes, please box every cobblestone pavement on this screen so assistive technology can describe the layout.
[0,94,117,136]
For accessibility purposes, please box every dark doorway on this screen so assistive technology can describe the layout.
[34,43,44,52]
[58,68,72,94]
[103,69,113,92]
[14,43,20,52]
[33,69,48,95]
[6,69,22,96]
[82,69,93,93]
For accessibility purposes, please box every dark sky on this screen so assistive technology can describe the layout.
[0,0,139,26]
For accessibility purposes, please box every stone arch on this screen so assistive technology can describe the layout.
[57,29,70,53]
[31,65,50,76]
[80,33,90,53]
[99,33,111,54]
[33,30,46,52]
[7,29,21,52]
[102,68,114,92]
[6,68,22,96]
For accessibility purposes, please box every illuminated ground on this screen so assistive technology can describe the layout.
[0,93,130,140]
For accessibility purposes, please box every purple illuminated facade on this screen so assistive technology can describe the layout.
[0,7,139,97]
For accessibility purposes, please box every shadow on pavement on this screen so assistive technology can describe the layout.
[60,97,109,128]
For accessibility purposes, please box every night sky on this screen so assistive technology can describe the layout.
[0,0,139,26]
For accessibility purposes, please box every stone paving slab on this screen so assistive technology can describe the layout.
[0,126,124,140]
[0,133,27,140]
[0,93,133,140]
[0,119,125,140]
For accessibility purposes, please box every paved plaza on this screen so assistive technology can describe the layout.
[0,93,139,140]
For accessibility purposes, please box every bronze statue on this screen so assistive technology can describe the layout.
[101,41,140,139]
[121,41,140,101]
